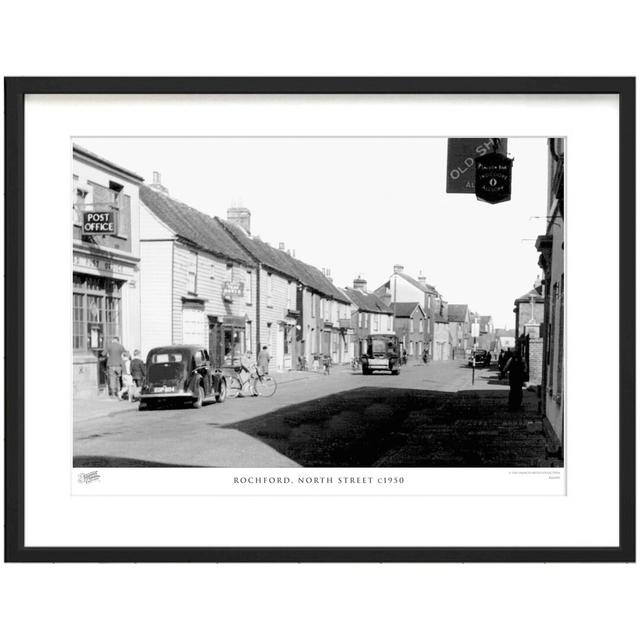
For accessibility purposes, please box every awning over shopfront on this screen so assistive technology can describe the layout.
[222,315,248,327]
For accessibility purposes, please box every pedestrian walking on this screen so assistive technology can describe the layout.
[257,345,271,374]
[130,349,146,400]
[118,351,135,401]
[102,336,125,398]
[323,354,332,375]
[504,352,526,411]
[498,349,507,379]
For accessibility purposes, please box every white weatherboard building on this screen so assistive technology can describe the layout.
[138,180,258,366]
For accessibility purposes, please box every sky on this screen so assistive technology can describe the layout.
[78,137,549,328]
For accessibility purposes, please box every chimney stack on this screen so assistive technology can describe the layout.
[278,242,285,251]
[393,264,404,274]
[418,270,427,286]
[227,206,251,234]
[352,275,367,291]
[150,171,169,194]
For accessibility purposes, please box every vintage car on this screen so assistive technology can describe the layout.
[139,345,227,410]
[468,348,492,368]
[361,333,401,375]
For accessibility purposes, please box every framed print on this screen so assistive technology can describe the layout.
[4,77,635,562]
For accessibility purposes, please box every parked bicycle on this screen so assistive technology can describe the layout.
[227,365,277,398]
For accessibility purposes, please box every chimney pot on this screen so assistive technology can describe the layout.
[227,206,251,234]
[278,242,285,250]
[352,276,367,291]
[150,171,169,194]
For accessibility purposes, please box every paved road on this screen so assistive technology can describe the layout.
[74,361,550,467]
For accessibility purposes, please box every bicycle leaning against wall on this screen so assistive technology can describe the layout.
[227,364,277,398]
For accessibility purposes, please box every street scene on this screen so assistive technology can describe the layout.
[75,360,556,467]
[72,137,565,468]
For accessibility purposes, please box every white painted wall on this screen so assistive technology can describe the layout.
[139,240,173,357]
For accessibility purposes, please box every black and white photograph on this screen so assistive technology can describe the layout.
[71,136,565,473]
[6,77,632,563]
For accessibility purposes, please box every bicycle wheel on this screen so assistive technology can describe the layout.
[255,375,277,397]
[227,375,243,398]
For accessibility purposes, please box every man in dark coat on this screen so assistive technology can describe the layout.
[102,336,125,397]
[504,352,526,411]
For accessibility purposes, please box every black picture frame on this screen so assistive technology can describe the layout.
[4,77,635,563]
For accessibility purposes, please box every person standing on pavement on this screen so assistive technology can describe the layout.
[118,352,135,401]
[257,345,271,375]
[504,352,526,411]
[102,336,125,398]
[130,349,146,400]
[498,349,508,379]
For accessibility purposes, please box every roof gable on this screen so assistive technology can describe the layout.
[515,285,544,303]
[447,304,469,323]
[392,302,425,318]
[395,272,438,294]
[140,186,256,266]
[343,288,393,313]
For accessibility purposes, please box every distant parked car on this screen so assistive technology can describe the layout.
[468,349,491,368]
[139,345,227,410]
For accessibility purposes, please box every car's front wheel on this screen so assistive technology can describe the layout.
[215,380,227,403]
[192,385,204,408]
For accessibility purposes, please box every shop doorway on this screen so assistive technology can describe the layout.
[208,318,224,368]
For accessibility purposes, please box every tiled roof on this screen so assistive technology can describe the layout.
[217,218,352,304]
[140,186,256,266]
[343,288,394,314]
[396,272,438,294]
[73,144,144,182]
[514,285,544,303]
[391,302,424,318]
[447,304,469,323]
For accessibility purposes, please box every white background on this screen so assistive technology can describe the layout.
[1,2,638,640]
[28,95,603,547]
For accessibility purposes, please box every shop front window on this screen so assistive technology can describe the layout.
[223,327,245,366]
[73,274,122,352]
[284,325,291,355]
[73,293,85,350]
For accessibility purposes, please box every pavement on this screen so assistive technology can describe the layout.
[74,367,328,423]
[74,361,558,468]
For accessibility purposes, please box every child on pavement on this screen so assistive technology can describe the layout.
[130,349,146,400]
[118,352,135,401]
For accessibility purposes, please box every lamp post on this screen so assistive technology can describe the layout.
[471,320,480,385]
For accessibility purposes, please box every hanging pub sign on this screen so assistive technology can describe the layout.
[474,149,514,204]
[81,209,116,235]
[222,280,245,301]
[446,138,508,193]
